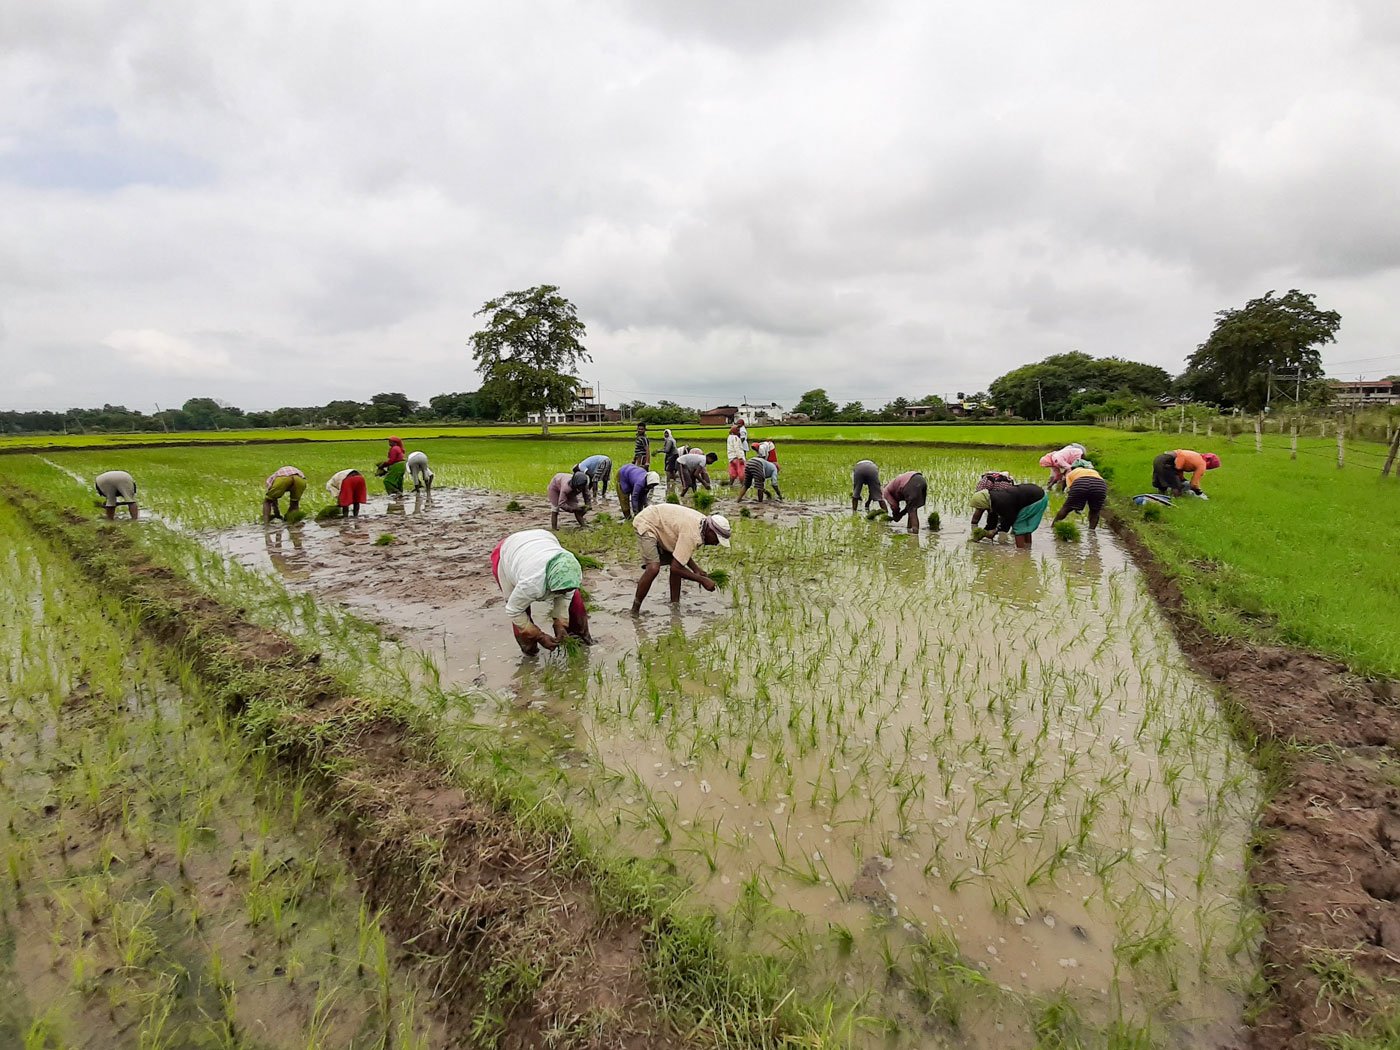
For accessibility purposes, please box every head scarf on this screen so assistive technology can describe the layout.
[970,490,992,511]
[705,514,732,547]
[387,436,403,446]
[569,470,590,491]
[663,429,672,439]
[1203,452,1221,470]
[544,551,582,594]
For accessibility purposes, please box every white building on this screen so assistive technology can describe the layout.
[738,401,785,422]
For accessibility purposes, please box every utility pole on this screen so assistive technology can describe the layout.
[1037,380,1044,421]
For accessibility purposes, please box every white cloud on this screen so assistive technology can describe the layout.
[101,328,236,378]
[1,0,1399,412]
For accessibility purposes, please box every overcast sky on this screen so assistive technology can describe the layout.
[3,1,1399,413]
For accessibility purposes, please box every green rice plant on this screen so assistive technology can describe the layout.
[1053,519,1081,542]
[708,568,730,589]
[314,504,341,522]
[665,492,680,504]
[284,508,309,525]
[693,489,715,512]
[576,554,603,570]
[926,510,940,531]
[740,507,752,518]
[506,499,523,511]
[373,532,396,546]
[1141,501,1164,522]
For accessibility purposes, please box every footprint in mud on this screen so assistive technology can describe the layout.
[851,855,897,917]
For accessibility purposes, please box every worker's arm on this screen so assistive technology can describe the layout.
[674,558,715,590]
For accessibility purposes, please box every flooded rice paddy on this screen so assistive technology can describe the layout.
[198,468,1259,1048]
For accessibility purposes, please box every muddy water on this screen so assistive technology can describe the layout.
[203,484,1257,1047]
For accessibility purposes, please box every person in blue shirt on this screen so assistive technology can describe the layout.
[571,454,612,505]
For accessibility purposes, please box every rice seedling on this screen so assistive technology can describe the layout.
[374,532,397,545]
[1052,519,1081,542]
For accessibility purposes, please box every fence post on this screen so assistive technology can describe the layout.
[1337,426,1345,469]
[1206,420,1213,437]
[1191,419,1198,435]
[1254,417,1262,452]
[1290,425,1297,460]
[1383,428,1400,478]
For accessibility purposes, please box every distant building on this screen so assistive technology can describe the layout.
[1330,379,1398,406]
[738,401,785,422]
[782,412,811,423]
[526,386,621,424]
[902,404,939,419]
[699,405,740,426]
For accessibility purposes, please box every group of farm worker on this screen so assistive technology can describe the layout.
[260,438,436,523]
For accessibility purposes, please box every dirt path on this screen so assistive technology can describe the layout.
[1110,513,1400,1049]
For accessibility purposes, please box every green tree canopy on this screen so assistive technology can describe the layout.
[793,388,839,420]
[1178,289,1340,411]
[469,285,590,434]
[987,352,1172,420]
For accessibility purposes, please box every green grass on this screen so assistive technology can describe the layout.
[3,421,1395,675]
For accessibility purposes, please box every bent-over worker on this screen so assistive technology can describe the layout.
[1052,461,1107,530]
[737,455,782,501]
[1040,444,1086,491]
[677,450,717,495]
[491,529,593,655]
[972,482,1048,549]
[548,470,591,530]
[852,460,885,513]
[263,466,307,524]
[616,463,657,519]
[1152,449,1219,498]
[881,470,928,533]
[976,470,1016,493]
[630,504,731,613]
[378,437,407,495]
[327,468,368,518]
[573,454,612,503]
[94,470,139,521]
[407,450,434,494]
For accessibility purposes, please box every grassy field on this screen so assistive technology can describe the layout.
[4,423,1396,677]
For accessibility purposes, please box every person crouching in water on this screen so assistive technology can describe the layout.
[881,470,927,533]
[327,468,368,518]
[631,504,730,614]
[491,529,593,654]
[407,450,434,494]
[852,460,886,513]
[378,436,407,496]
[737,454,782,501]
[94,470,140,521]
[263,466,307,524]
[548,470,591,530]
[1152,449,1220,498]
[1052,460,1106,531]
[971,482,1048,548]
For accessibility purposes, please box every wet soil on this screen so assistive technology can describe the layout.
[5,489,698,1049]
[1110,513,1400,1050]
[207,488,826,694]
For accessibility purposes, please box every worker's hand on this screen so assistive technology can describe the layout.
[699,575,716,592]
[536,635,559,651]
[552,619,569,642]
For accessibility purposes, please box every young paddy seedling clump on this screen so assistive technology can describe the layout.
[1053,519,1081,542]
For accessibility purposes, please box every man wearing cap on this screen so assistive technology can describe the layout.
[491,529,593,654]
[548,470,591,530]
[630,503,731,613]
[616,462,660,519]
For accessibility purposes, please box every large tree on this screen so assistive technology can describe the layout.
[793,388,839,420]
[1179,289,1340,411]
[469,285,590,435]
[988,352,1171,420]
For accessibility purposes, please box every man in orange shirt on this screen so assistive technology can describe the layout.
[1151,449,1220,497]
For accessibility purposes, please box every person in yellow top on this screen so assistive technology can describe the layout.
[1052,459,1108,530]
[630,504,731,613]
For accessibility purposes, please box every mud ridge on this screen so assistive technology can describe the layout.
[5,487,800,1050]
[1108,510,1400,1049]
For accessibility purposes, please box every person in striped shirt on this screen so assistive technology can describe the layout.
[633,423,651,468]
